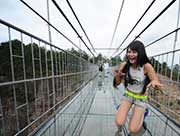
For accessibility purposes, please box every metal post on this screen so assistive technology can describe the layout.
[161,55,163,76]
[165,54,168,79]
[78,35,83,117]
[157,56,160,74]
[30,37,37,113]
[170,0,180,79]
[38,41,44,112]
[177,55,180,81]
[21,32,30,123]
[8,27,20,131]
[47,0,56,135]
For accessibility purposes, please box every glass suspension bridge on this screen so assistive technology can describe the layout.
[0,0,180,135]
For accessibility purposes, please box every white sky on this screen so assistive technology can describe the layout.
[0,0,180,65]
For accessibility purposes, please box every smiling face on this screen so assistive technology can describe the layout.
[127,48,138,66]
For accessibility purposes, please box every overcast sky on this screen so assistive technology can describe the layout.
[0,0,180,64]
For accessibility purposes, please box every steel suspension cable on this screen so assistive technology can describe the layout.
[116,0,177,57]
[51,0,95,57]
[66,0,97,54]
[111,0,156,57]
[145,27,180,48]
[110,0,156,58]
[19,0,81,50]
[149,48,180,58]
[108,0,125,50]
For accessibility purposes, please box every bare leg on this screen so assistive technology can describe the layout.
[128,105,145,134]
[115,100,132,136]
[115,100,132,126]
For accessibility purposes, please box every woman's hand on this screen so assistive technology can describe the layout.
[147,80,163,89]
[113,70,119,77]
[113,70,125,78]
[113,62,126,86]
[113,70,125,86]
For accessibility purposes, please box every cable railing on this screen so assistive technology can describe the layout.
[0,19,98,136]
[148,49,180,126]
[33,75,97,136]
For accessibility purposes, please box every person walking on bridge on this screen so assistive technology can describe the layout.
[113,40,163,136]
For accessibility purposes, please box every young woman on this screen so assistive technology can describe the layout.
[113,40,162,136]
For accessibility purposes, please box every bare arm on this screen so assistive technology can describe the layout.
[144,63,163,88]
[113,62,126,85]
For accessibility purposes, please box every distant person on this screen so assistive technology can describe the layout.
[113,40,162,136]
[98,63,104,87]
[104,62,110,76]
[99,63,104,72]
[104,62,109,70]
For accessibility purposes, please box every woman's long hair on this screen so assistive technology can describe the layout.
[123,40,151,94]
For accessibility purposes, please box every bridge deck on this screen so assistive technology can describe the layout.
[35,72,180,136]
[79,74,117,136]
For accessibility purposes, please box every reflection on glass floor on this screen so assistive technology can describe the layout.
[35,72,180,136]
[79,76,117,136]
[36,73,120,136]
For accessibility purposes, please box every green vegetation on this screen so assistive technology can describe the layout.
[0,39,99,135]
[110,56,122,66]
[151,57,180,81]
